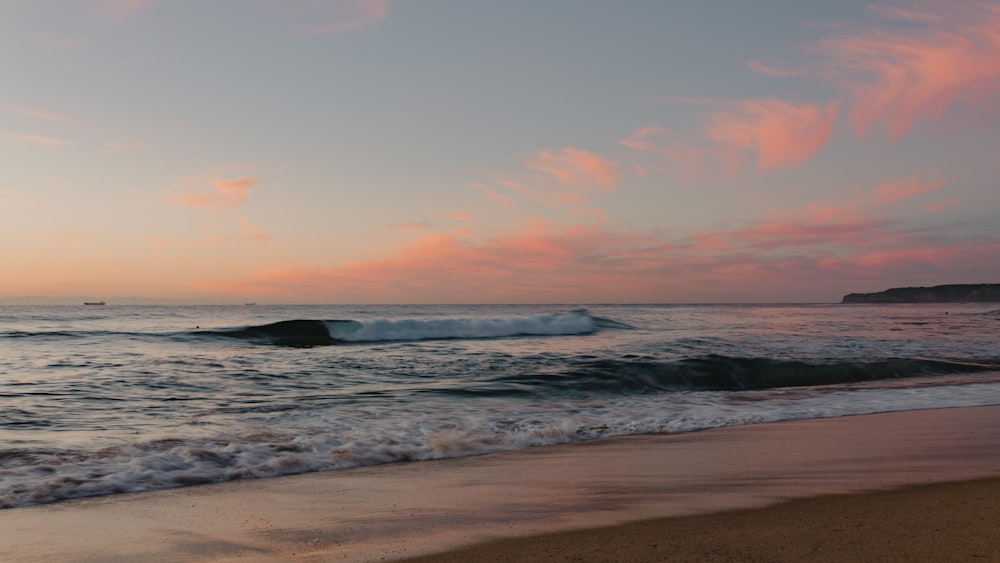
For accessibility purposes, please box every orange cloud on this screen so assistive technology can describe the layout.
[705,99,841,171]
[301,0,391,35]
[817,1,1000,138]
[526,147,621,189]
[190,225,665,302]
[240,216,269,243]
[173,177,256,210]
[388,222,432,234]
[46,231,85,244]
[0,189,31,208]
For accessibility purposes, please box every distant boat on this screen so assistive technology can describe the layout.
[84,301,106,306]
[245,302,256,306]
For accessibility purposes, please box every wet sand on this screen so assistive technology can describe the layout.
[2,406,999,562]
[405,477,1000,562]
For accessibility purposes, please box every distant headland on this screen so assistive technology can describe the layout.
[841,283,1000,303]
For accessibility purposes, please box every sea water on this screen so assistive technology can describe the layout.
[2,303,999,508]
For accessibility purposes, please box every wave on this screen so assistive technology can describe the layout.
[6,372,1000,509]
[204,310,598,346]
[1,329,145,340]
[2,330,87,339]
[453,355,1000,396]
[591,315,635,330]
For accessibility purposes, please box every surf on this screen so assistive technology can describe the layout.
[204,310,598,346]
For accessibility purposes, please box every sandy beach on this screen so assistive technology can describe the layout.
[406,477,1000,562]
[2,405,999,562]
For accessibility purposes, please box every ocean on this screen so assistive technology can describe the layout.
[2,303,999,509]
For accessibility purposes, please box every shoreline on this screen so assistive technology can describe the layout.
[2,405,1000,561]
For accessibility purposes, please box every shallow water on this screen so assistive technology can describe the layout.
[2,303,999,508]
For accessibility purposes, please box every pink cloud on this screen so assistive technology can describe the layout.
[723,215,896,251]
[526,147,621,190]
[924,199,963,212]
[745,58,803,78]
[660,144,712,180]
[816,1,1000,138]
[173,177,256,210]
[491,175,593,210]
[767,171,948,230]
[301,0,391,35]
[469,181,516,209]
[619,126,705,178]
[104,140,146,153]
[4,132,73,146]
[90,0,148,21]
[814,244,991,281]
[557,192,587,205]
[441,211,474,222]
[705,99,841,171]
[0,103,79,125]
[619,125,670,151]
[722,171,950,251]
[624,99,838,176]
[850,246,960,269]
[870,173,948,204]
[186,213,1000,303]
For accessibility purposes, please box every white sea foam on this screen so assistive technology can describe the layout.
[3,381,999,509]
[324,310,596,342]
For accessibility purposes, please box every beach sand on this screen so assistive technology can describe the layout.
[405,477,1000,562]
[2,406,999,562]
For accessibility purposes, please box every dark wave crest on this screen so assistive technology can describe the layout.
[451,355,1000,396]
[199,320,335,347]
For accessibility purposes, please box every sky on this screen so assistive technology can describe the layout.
[1,0,999,304]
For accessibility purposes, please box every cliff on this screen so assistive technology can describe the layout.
[841,283,1000,303]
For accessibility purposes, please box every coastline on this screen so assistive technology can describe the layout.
[2,405,1000,561]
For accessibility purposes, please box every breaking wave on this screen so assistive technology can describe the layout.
[204,310,598,346]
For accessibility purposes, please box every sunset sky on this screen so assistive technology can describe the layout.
[2,0,999,304]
